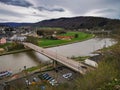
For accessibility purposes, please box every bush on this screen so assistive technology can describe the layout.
[75,59,119,90]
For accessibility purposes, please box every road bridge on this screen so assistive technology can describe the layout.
[23,42,91,74]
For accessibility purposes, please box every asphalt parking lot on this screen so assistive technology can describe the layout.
[46,66,79,83]
[0,66,79,90]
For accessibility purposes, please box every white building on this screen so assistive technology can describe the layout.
[10,35,27,41]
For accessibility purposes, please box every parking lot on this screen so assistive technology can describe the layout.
[47,66,79,83]
[1,66,79,90]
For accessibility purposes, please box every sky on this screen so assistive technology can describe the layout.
[0,0,120,23]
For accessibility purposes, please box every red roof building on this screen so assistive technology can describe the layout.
[56,36,73,40]
[0,38,6,44]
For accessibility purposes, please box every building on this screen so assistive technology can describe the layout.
[0,37,6,44]
[55,36,74,40]
[10,35,27,42]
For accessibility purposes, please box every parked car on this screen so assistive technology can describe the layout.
[38,73,58,86]
[42,73,48,77]
[38,73,48,79]
[48,77,54,82]
[0,70,12,79]
[49,79,58,86]
[43,74,49,79]
[25,79,31,86]
[63,73,72,79]
[33,77,38,82]
[45,76,52,80]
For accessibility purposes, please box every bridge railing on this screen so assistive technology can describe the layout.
[23,42,87,74]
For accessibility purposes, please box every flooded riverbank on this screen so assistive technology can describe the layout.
[0,38,116,74]
[47,38,116,57]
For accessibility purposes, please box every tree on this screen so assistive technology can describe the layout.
[74,34,79,38]
[26,36,39,45]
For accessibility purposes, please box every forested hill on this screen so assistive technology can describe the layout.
[34,16,120,31]
[1,16,120,33]
[0,23,32,27]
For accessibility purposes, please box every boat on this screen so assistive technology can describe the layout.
[0,70,12,79]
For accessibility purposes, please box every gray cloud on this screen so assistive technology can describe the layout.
[0,9,24,17]
[0,0,120,22]
[94,9,117,14]
[0,18,9,22]
[0,0,33,7]
[86,8,120,19]
[103,0,120,3]
[36,6,65,12]
[32,12,47,18]
[99,9,120,19]
[34,0,120,16]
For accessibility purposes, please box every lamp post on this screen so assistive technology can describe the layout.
[78,61,81,71]
[24,66,27,76]
[24,66,26,70]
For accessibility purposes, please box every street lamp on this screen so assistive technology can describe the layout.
[24,66,27,76]
[24,66,26,70]
[78,61,81,71]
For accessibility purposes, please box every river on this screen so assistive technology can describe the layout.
[0,51,50,74]
[0,38,116,74]
[47,38,116,57]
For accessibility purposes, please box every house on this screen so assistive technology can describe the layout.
[10,35,27,41]
[55,36,74,40]
[0,37,6,44]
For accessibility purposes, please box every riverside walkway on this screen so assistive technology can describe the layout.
[23,42,89,74]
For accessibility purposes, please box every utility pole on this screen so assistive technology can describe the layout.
[24,66,27,76]
[78,61,81,72]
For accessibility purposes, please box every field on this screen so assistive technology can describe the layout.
[0,43,12,48]
[38,32,94,48]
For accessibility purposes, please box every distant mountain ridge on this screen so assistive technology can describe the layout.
[0,16,120,32]
[34,16,120,31]
[0,22,32,27]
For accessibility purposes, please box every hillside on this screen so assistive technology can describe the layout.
[1,16,120,33]
[34,16,120,32]
[0,22,32,27]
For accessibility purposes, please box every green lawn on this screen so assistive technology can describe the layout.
[71,56,90,61]
[38,32,94,47]
[0,43,12,48]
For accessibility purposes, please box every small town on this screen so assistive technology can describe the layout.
[0,0,120,90]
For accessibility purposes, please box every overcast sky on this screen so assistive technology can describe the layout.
[0,0,120,23]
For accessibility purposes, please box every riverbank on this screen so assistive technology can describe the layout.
[43,36,94,48]
[71,56,90,61]
[0,64,54,83]
[39,35,95,48]
[38,32,94,48]
[0,49,32,56]
[0,32,94,55]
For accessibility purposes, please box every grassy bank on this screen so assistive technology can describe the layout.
[25,63,54,74]
[0,43,12,48]
[26,64,47,72]
[0,48,31,56]
[71,56,90,61]
[75,38,120,90]
[38,32,94,48]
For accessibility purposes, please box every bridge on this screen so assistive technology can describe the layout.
[23,42,91,74]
